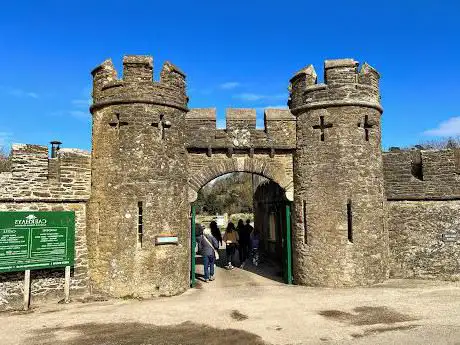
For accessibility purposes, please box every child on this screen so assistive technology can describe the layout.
[250,228,260,266]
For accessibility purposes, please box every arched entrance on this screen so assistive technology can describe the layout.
[188,170,293,287]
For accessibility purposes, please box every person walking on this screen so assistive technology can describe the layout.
[196,223,219,282]
[237,219,250,265]
[210,220,223,246]
[223,222,239,269]
[243,219,253,264]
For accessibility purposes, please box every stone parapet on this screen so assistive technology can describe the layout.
[0,144,91,201]
[289,59,381,114]
[383,149,460,200]
[185,108,296,150]
[90,56,188,113]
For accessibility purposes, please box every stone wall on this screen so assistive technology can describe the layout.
[384,149,460,282]
[383,149,460,200]
[0,144,90,310]
[0,144,90,201]
[185,108,296,150]
[387,201,460,281]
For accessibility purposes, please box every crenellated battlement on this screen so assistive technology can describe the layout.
[383,148,460,200]
[0,143,91,201]
[288,58,381,115]
[185,108,296,150]
[90,55,188,113]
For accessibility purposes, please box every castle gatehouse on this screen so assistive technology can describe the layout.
[0,55,459,309]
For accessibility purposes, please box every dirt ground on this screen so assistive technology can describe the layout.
[1,266,460,345]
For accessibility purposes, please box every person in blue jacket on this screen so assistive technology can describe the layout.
[196,223,219,282]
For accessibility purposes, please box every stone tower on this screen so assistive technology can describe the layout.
[289,59,388,287]
[87,55,190,297]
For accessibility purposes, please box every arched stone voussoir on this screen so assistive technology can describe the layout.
[188,156,291,200]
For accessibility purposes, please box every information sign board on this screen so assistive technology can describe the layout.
[0,211,75,273]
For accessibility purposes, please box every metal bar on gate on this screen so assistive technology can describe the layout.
[190,205,196,288]
[285,204,293,285]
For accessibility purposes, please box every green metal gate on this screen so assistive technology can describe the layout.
[190,205,196,287]
[283,203,293,284]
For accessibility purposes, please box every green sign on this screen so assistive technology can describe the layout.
[0,211,75,273]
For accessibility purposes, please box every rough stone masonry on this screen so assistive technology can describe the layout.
[0,55,458,309]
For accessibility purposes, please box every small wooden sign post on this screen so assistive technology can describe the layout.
[23,270,30,311]
[64,266,71,303]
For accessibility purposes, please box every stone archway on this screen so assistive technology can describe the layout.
[187,155,294,203]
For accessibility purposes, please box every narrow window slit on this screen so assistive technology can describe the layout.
[410,150,423,180]
[137,201,143,248]
[303,200,308,244]
[347,199,353,243]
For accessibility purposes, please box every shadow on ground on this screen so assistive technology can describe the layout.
[26,322,269,345]
[318,306,417,326]
[319,306,420,339]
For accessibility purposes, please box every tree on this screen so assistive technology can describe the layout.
[195,173,254,215]
[397,136,460,151]
[0,146,10,172]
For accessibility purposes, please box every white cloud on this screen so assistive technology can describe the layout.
[263,105,288,109]
[5,88,39,99]
[220,82,240,90]
[423,117,460,136]
[69,110,90,120]
[71,99,91,107]
[50,87,92,122]
[233,93,286,101]
[233,93,265,101]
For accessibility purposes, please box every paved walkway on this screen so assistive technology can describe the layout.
[1,267,459,345]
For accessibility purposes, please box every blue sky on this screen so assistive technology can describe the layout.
[0,0,458,151]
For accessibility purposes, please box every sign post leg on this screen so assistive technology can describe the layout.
[64,266,71,303]
[23,269,30,311]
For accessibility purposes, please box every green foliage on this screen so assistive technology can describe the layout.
[229,213,253,225]
[0,147,11,172]
[195,173,254,215]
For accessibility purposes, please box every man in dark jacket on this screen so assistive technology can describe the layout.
[237,219,251,265]
[196,224,219,282]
